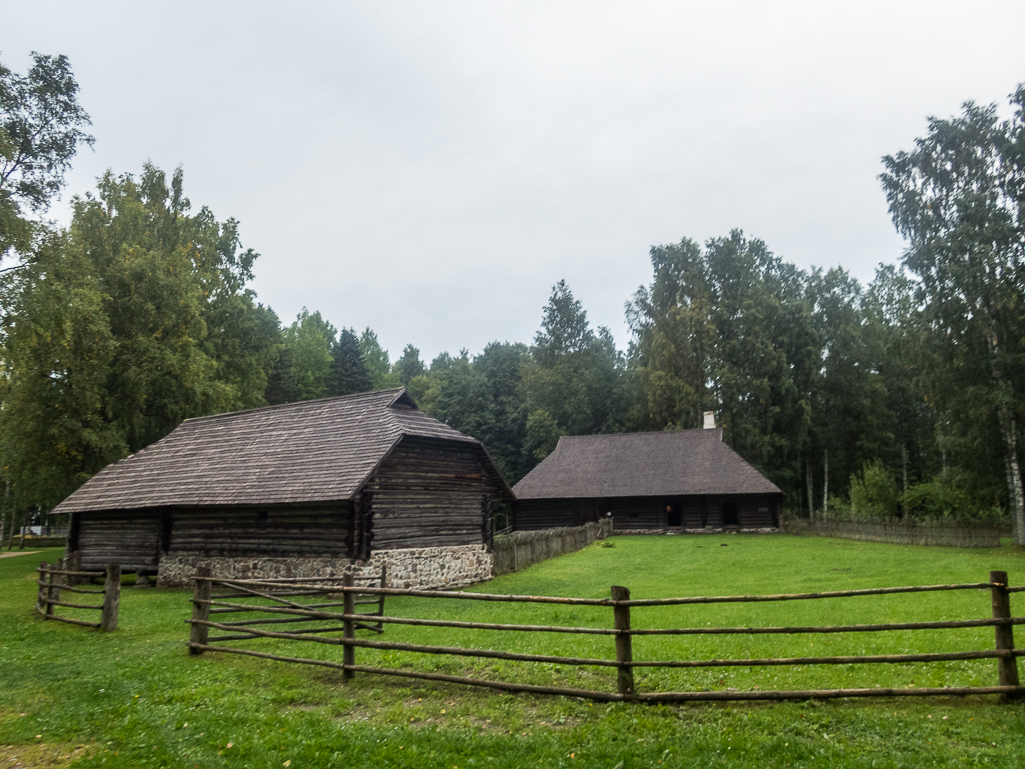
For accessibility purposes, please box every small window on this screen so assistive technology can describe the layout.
[256,510,269,523]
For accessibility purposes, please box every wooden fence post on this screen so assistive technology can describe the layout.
[45,558,63,617]
[36,561,48,615]
[101,564,121,631]
[343,573,355,680]
[377,564,388,628]
[189,566,212,654]
[990,570,1020,697]
[611,585,634,696]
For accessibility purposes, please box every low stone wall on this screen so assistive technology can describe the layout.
[781,517,1002,548]
[494,520,611,574]
[157,544,494,588]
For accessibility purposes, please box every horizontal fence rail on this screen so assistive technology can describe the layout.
[186,569,1023,703]
[36,560,121,631]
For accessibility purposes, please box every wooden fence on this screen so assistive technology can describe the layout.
[36,560,121,631]
[782,517,1003,548]
[493,520,611,574]
[186,569,1024,703]
[187,566,387,655]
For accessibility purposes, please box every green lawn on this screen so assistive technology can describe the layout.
[2,535,1025,767]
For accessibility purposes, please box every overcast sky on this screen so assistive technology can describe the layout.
[4,2,1024,362]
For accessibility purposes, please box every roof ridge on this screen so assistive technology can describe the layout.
[560,428,718,439]
[180,388,407,424]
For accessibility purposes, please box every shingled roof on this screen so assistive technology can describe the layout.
[54,388,505,514]
[513,429,781,500]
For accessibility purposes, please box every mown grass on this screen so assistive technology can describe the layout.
[2,535,1025,768]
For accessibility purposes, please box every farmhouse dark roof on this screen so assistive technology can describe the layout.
[54,388,503,513]
[512,429,781,499]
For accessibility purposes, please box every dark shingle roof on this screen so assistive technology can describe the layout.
[512,429,781,499]
[54,389,492,513]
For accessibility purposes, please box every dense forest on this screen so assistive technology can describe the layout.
[2,54,1025,544]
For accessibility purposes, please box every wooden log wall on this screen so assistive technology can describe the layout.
[518,495,778,532]
[736,496,777,528]
[514,500,577,530]
[168,505,351,558]
[364,437,498,550]
[76,511,161,571]
[610,498,676,529]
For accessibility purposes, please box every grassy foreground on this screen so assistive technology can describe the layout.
[1,535,1024,768]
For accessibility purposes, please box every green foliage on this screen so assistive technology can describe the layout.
[359,327,400,389]
[523,409,562,461]
[328,326,372,396]
[881,85,1025,543]
[848,461,900,519]
[628,232,818,505]
[901,479,972,521]
[276,308,336,401]
[900,478,1006,524]
[521,281,629,450]
[0,165,274,507]
[408,342,532,483]
[473,341,531,481]
[393,343,425,386]
[0,52,94,260]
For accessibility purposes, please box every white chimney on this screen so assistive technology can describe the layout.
[703,411,715,429]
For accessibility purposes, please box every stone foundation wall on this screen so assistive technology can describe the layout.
[157,544,494,588]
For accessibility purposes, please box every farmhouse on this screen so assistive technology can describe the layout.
[52,388,512,587]
[513,428,781,531]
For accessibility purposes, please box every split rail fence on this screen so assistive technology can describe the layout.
[186,569,1024,703]
[36,560,121,631]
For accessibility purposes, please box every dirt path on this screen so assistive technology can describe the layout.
[0,550,41,559]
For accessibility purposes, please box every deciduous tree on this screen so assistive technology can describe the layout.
[1,164,268,507]
[1,53,93,261]
[880,87,1025,543]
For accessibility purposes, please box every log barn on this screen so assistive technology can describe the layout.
[512,428,781,532]
[52,388,512,587]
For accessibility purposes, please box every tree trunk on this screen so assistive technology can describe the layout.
[805,456,815,519]
[998,404,1025,545]
[988,329,1025,545]
[822,448,829,516]
[0,481,8,550]
[901,444,909,518]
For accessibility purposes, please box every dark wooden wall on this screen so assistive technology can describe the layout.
[515,494,780,531]
[167,505,351,558]
[364,436,498,550]
[73,510,162,571]
[515,499,605,530]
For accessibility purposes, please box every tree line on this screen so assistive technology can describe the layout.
[2,54,1024,545]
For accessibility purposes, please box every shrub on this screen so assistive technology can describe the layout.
[849,461,900,520]
[900,478,1006,524]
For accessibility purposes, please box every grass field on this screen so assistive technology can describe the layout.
[2,534,1025,767]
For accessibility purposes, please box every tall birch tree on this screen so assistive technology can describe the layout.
[881,87,1025,543]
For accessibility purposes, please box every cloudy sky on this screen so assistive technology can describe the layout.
[4,1,1024,362]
